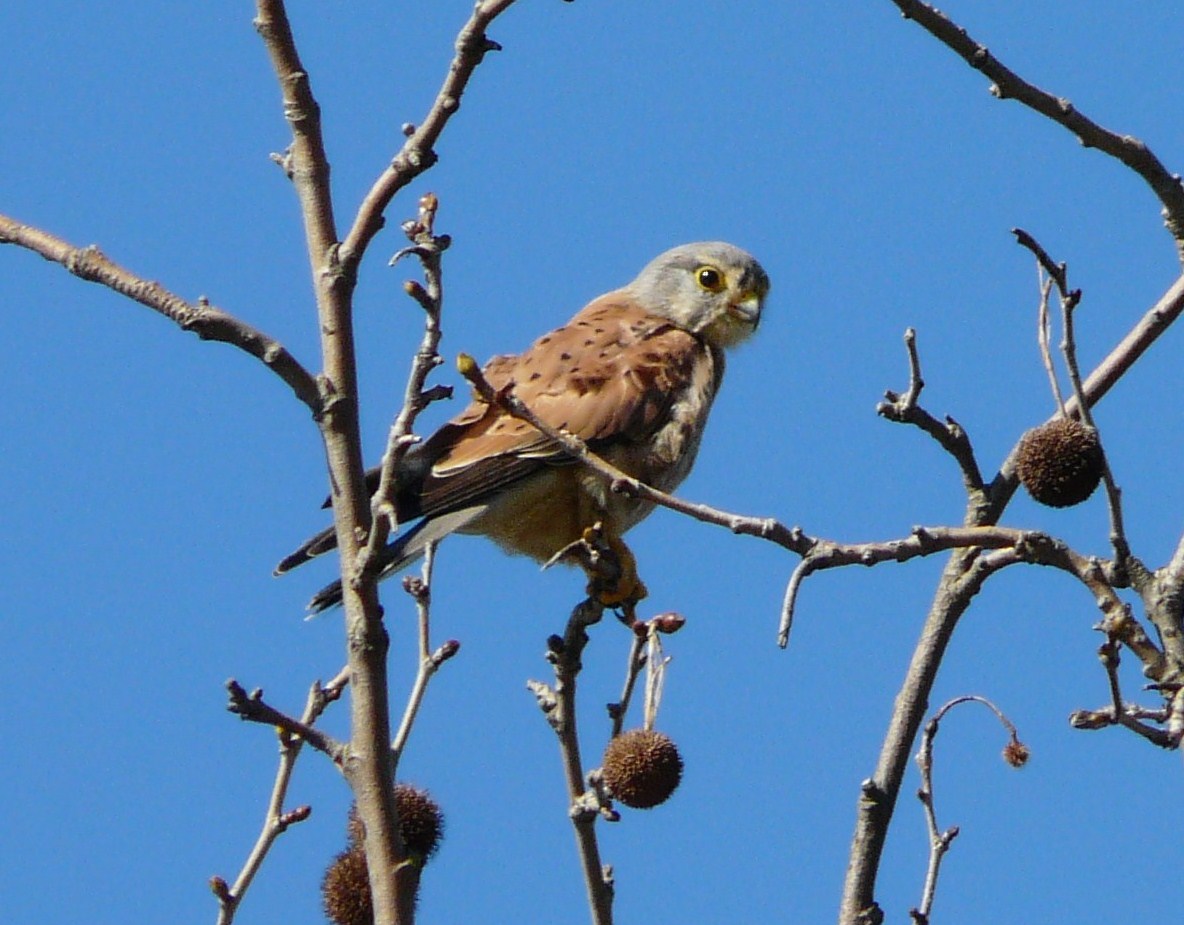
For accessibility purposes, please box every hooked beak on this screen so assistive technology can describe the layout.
[727,292,762,328]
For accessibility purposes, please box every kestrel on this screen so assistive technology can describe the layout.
[277,241,770,612]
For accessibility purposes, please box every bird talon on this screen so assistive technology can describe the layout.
[592,578,648,608]
[586,531,648,608]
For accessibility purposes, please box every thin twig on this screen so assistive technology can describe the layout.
[1015,228,1133,563]
[225,679,349,764]
[340,0,520,277]
[391,544,460,775]
[456,353,810,554]
[910,696,1025,924]
[877,328,988,503]
[358,193,453,580]
[0,213,321,413]
[215,669,349,925]
[779,524,1133,650]
[1058,280,1130,565]
[1036,274,1066,415]
[609,631,647,740]
[641,626,670,732]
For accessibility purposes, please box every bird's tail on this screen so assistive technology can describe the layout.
[274,525,337,576]
[301,506,487,614]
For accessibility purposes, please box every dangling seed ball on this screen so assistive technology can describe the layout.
[602,729,683,809]
[1015,417,1103,508]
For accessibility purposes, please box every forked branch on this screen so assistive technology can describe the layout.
[215,668,350,925]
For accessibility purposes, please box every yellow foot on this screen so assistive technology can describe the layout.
[583,527,648,608]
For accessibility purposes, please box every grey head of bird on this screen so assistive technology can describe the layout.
[623,241,770,349]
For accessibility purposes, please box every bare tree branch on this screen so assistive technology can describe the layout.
[609,629,648,741]
[215,669,349,925]
[887,0,1184,261]
[877,328,988,503]
[391,545,460,777]
[255,3,410,921]
[0,213,321,413]
[225,679,349,765]
[340,0,520,276]
[529,599,616,925]
[359,194,453,582]
[910,696,1026,925]
[842,249,1184,924]
[457,344,1164,657]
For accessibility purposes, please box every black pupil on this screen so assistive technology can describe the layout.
[699,269,720,289]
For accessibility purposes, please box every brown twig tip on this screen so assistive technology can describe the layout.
[402,574,429,602]
[225,679,262,709]
[1012,227,1066,285]
[209,876,233,902]
[279,805,313,828]
[651,612,687,634]
[417,191,439,228]
[432,639,461,665]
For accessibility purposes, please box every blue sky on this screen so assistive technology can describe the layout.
[2,3,1182,923]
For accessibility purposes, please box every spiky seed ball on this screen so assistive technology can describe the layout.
[1002,739,1031,768]
[393,784,445,862]
[1015,417,1103,508]
[346,784,445,863]
[602,729,683,809]
[322,848,372,925]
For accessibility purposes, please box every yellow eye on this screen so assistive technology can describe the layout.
[695,266,725,292]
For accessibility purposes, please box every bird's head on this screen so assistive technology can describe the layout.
[626,241,770,349]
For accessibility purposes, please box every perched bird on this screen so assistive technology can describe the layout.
[277,241,770,613]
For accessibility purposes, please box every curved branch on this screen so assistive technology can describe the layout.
[888,0,1184,261]
[0,213,321,413]
[911,696,1025,924]
[877,328,988,506]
